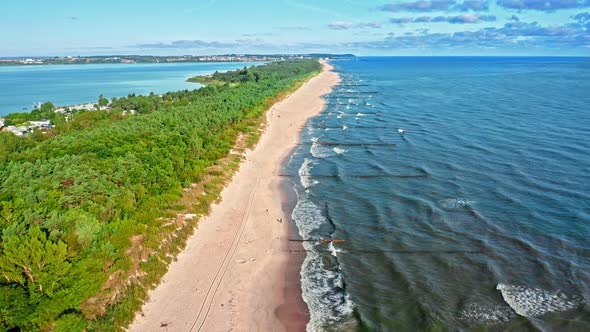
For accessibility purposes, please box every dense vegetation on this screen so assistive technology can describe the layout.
[187,60,319,85]
[0,60,321,331]
[2,102,59,126]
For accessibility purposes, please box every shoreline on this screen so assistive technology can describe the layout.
[129,61,340,331]
[0,61,267,118]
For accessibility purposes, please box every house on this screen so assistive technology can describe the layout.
[2,119,53,137]
[29,120,52,129]
[21,58,43,64]
[5,125,27,136]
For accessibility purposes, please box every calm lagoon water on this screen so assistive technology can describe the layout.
[287,57,590,331]
[0,62,262,116]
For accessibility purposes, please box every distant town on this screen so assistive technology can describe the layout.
[0,53,355,137]
[0,118,52,136]
[0,54,354,66]
[0,102,106,137]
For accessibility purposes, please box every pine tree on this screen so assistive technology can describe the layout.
[0,227,70,297]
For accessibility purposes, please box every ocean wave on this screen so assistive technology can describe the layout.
[333,147,348,155]
[311,142,337,158]
[459,303,516,326]
[497,283,583,317]
[299,158,318,188]
[439,198,476,209]
[328,242,337,257]
[292,194,357,332]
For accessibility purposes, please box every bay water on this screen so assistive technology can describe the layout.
[0,62,262,116]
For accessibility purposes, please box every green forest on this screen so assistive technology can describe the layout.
[0,60,322,331]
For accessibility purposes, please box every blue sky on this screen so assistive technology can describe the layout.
[1,0,589,56]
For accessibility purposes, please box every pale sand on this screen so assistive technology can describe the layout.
[129,62,340,332]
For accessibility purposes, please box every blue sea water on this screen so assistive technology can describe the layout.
[0,62,262,116]
[287,57,590,331]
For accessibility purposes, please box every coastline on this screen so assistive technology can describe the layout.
[129,61,340,331]
[0,61,263,117]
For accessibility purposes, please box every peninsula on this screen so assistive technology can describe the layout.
[0,59,331,331]
[130,60,339,332]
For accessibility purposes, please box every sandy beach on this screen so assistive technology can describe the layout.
[129,61,339,332]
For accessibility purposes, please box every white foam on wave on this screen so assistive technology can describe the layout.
[311,142,337,158]
[298,158,318,188]
[439,198,476,209]
[292,195,324,237]
[342,125,348,130]
[497,283,583,317]
[292,195,356,332]
[333,147,348,155]
[306,126,317,139]
[356,112,367,116]
[300,251,356,332]
[328,242,337,257]
[459,303,516,325]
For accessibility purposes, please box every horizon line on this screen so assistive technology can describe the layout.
[2,54,589,59]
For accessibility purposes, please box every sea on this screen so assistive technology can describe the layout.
[0,62,262,116]
[286,57,590,331]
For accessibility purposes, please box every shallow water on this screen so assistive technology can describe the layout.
[286,57,590,331]
[0,62,262,115]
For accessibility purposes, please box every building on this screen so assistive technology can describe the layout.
[21,58,43,64]
[2,119,53,137]
[5,125,27,136]
[29,120,52,129]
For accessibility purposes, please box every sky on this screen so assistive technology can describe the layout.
[1,0,589,56]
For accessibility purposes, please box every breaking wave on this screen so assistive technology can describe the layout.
[333,147,348,155]
[439,198,476,209]
[459,303,516,326]
[299,157,318,188]
[292,194,357,332]
[497,283,584,317]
